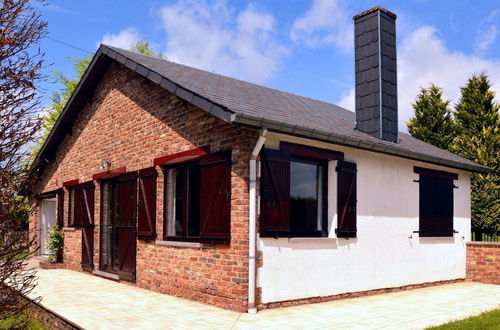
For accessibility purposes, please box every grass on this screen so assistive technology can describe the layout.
[0,312,47,330]
[427,308,500,330]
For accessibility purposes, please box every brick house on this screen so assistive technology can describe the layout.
[28,7,488,313]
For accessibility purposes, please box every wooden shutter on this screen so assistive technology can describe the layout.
[260,148,291,237]
[57,189,64,228]
[419,175,454,237]
[336,160,357,238]
[137,167,157,239]
[199,150,231,241]
[117,172,138,277]
[72,187,83,227]
[81,182,95,271]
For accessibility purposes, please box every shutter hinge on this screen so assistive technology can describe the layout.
[413,180,419,183]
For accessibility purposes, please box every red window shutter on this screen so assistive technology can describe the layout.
[419,175,454,237]
[57,189,64,228]
[199,150,231,241]
[336,160,357,238]
[81,182,95,271]
[117,173,137,275]
[260,148,291,237]
[118,172,138,227]
[72,188,83,227]
[81,184,95,227]
[137,167,157,239]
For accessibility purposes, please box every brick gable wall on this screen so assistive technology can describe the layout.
[29,62,258,311]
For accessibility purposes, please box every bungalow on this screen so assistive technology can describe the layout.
[28,6,488,313]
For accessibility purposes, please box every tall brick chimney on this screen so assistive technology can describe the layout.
[354,6,398,143]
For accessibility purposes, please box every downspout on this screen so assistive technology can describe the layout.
[248,128,267,314]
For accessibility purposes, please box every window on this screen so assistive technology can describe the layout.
[260,143,345,238]
[164,150,232,242]
[290,158,326,235]
[165,163,201,238]
[415,167,457,237]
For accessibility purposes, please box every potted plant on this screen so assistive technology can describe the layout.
[47,223,64,263]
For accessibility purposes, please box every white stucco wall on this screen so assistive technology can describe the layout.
[258,133,471,304]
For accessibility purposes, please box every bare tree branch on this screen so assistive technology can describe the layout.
[0,0,47,326]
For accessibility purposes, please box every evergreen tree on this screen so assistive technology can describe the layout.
[407,84,455,150]
[451,73,500,237]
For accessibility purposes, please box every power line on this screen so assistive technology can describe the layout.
[46,36,93,54]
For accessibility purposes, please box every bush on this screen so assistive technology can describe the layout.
[46,224,63,263]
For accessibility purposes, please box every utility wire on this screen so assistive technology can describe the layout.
[46,36,93,54]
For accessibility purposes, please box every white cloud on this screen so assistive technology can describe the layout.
[338,26,500,132]
[337,87,354,110]
[475,10,499,56]
[290,0,352,51]
[98,28,141,50]
[476,26,497,55]
[158,0,288,84]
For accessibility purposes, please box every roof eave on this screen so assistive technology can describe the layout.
[233,113,491,174]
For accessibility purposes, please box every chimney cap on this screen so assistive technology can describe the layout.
[353,6,397,20]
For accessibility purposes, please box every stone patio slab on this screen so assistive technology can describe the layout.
[28,269,500,329]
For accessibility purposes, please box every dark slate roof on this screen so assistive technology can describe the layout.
[31,45,489,175]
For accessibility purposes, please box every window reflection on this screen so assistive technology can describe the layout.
[290,159,324,233]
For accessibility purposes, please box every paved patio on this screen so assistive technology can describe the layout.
[28,269,499,329]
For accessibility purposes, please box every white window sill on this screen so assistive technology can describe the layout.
[155,240,203,248]
[289,237,337,243]
[62,227,76,232]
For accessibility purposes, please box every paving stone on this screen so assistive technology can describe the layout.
[29,269,500,329]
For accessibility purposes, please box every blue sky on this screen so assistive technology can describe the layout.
[37,0,500,131]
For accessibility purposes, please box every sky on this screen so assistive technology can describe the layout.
[36,0,500,131]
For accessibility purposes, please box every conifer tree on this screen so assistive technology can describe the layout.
[407,84,455,150]
[451,73,500,237]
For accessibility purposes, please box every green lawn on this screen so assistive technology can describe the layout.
[427,308,500,330]
[0,312,47,330]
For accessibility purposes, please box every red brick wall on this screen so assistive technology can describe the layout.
[29,62,258,311]
[466,242,500,284]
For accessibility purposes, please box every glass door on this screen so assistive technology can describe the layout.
[99,174,137,281]
[100,181,115,272]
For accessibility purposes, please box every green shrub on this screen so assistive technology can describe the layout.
[46,224,63,263]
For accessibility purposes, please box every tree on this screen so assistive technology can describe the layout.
[131,39,163,58]
[0,0,46,325]
[407,84,455,150]
[29,55,92,159]
[451,73,500,237]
